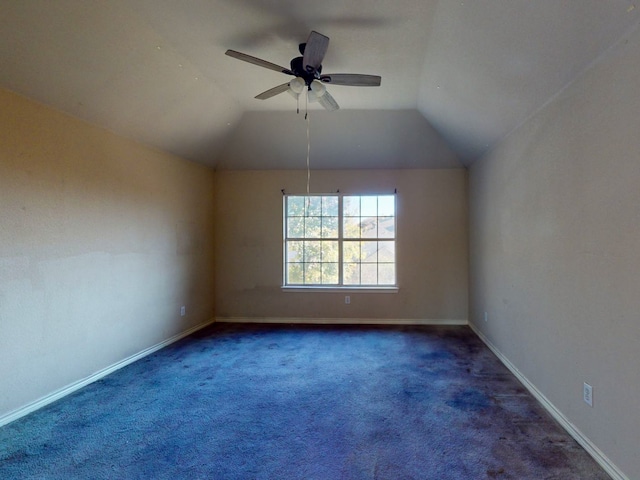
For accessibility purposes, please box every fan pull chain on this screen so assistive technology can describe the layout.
[306,93,311,196]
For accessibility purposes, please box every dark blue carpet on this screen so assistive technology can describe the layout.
[0,323,608,479]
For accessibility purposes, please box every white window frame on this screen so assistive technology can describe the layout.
[282,193,398,292]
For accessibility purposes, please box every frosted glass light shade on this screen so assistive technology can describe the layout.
[289,77,305,94]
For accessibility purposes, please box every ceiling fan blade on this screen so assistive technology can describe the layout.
[302,31,329,74]
[318,91,339,111]
[255,83,291,100]
[225,50,293,75]
[320,74,381,87]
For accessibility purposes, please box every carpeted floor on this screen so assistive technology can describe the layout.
[0,323,609,479]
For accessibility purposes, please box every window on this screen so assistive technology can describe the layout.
[284,194,396,287]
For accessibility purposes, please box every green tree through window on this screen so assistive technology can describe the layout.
[284,194,396,286]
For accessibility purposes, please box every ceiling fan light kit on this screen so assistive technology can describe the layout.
[225,30,381,112]
[307,80,327,102]
[288,77,306,96]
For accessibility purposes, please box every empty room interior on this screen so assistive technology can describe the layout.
[1,1,639,479]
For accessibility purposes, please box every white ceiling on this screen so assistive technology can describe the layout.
[1,1,638,169]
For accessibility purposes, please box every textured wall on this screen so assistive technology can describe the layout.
[0,88,216,418]
[469,23,640,480]
[214,169,468,322]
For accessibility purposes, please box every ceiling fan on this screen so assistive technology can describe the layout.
[225,31,381,111]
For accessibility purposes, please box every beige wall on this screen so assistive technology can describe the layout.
[469,23,640,480]
[0,88,216,419]
[214,169,468,322]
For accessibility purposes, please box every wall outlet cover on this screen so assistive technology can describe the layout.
[583,382,593,407]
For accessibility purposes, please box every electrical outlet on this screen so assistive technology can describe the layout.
[180,305,186,317]
[583,382,593,407]
[484,311,488,322]
[345,296,350,305]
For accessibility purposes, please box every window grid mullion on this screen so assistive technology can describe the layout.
[320,203,324,284]
[338,195,343,286]
[302,215,306,284]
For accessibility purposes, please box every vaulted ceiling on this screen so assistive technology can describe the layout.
[2,1,638,169]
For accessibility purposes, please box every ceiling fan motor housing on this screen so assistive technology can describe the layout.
[290,56,322,86]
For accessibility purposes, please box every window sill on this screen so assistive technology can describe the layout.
[281,286,399,294]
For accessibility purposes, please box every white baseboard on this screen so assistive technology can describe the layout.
[216,317,468,326]
[0,318,216,428]
[469,322,628,480]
